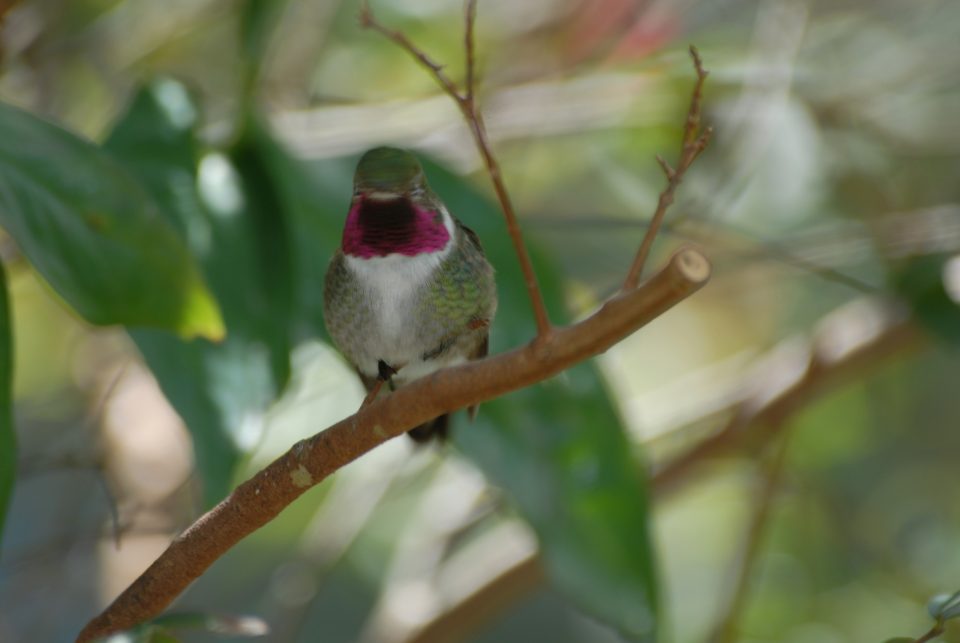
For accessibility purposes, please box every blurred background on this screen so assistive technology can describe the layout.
[0,0,959,642]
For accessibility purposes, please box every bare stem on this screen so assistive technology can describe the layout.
[624,45,712,290]
[361,0,552,337]
[913,622,946,643]
[464,0,477,105]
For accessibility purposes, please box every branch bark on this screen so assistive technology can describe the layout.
[76,247,710,642]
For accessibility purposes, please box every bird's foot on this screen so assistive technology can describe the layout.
[377,359,398,381]
[360,360,399,409]
[361,379,385,408]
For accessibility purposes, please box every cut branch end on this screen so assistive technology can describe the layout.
[675,247,712,284]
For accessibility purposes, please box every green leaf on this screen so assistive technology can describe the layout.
[252,127,347,343]
[0,260,14,548]
[105,80,297,503]
[0,101,223,340]
[100,79,204,240]
[225,119,296,385]
[126,330,271,505]
[420,159,659,640]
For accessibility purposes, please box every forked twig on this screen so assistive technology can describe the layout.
[360,0,552,338]
[624,46,713,289]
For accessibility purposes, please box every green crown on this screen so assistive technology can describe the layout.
[354,146,426,192]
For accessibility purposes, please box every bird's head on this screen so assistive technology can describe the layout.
[342,147,450,258]
[353,146,427,198]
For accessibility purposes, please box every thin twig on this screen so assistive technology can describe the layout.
[624,45,712,289]
[710,430,792,643]
[913,622,946,643]
[683,46,708,148]
[464,0,477,106]
[360,1,552,338]
[359,5,460,99]
[521,214,879,294]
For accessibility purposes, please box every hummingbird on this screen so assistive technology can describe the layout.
[323,147,497,441]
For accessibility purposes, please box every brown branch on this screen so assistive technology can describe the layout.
[624,45,713,289]
[358,5,459,99]
[360,0,552,338]
[76,248,710,642]
[913,622,946,643]
[388,297,923,643]
[464,0,478,105]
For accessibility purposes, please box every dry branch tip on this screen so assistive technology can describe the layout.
[623,46,712,290]
[689,45,709,81]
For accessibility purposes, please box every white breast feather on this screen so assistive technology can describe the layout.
[343,209,456,371]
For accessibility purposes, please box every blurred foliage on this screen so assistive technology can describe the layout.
[0,0,959,643]
[104,80,301,503]
[0,261,12,546]
[0,101,224,339]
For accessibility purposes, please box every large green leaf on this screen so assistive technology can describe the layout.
[105,80,296,504]
[422,159,660,640]
[226,121,296,384]
[0,260,13,548]
[0,101,223,339]
[253,133,347,344]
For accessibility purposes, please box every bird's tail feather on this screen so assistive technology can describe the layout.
[406,413,450,443]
